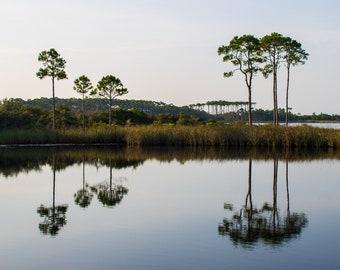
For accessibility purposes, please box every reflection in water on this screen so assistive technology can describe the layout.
[0,146,318,240]
[37,153,130,237]
[90,158,128,207]
[1,146,339,178]
[74,157,93,208]
[0,146,339,269]
[73,156,129,208]
[218,158,308,248]
[37,155,68,236]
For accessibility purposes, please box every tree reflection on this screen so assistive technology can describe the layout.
[90,158,128,207]
[74,157,93,208]
[218,158,308,248]
[37,155,68,236]
[2,146,339,178]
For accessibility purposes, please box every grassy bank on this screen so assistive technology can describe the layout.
[125,124,340,148]
[1,124,339,148]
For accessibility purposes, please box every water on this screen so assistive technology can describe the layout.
[289,122,340,129]
[0,147,339,270]
[256,122,340,129]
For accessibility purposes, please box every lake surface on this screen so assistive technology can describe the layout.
[256,122,340,129]
[0,146,339,270]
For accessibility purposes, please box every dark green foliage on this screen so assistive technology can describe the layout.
[74,187,93,208]
[91,183,128,207]
[154,113,177,124]
[0,99,49,129]
[54,104,78,129]
[112,108,153,125]
[91,75,128,125]
[23,98,213,120]
[36,49,67,81]
[37,204,68,236]
[1,98,340,132]
[176,112,201,126]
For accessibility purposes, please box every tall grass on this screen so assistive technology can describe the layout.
[1,124,339,149]
[125,124,248,146]
[125,124,340,148]
[0,126,126,145]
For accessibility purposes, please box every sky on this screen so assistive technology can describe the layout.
[0,0,339,114]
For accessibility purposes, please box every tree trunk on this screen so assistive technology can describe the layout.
[109,92,113,126]
[52,77,56,130]
[248,86,253,128]
[272,70,276,126]
[82,157,85,191]
[286,160,290,214]
[245,159,253,218]
[109,99,112,126]
[285,65,291,127]
[109,158,113,191]
[272,159,279,227]
[82,93,85,130]
[52,155,56,210]
[273,68,279,127]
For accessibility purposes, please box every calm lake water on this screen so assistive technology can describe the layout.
[0,146,339,270]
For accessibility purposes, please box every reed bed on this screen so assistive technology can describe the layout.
[1,124,339,149]
[125,124,340,148]
[0,126,126,145]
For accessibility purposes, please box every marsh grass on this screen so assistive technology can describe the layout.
[126,124,340,148]
[0,124,339,148]
[0,126,126,145]
[0,129,54,145]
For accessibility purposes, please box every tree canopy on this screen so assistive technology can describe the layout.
[218,35,263,127]
[36,48,67,129]
[73,75,93,129]
[218,33,308,127]
[92,75,128,125]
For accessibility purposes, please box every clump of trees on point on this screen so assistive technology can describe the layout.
[218,32,308,128]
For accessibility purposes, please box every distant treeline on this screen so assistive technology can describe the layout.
[23,97,211,118]
[0,98,339,129]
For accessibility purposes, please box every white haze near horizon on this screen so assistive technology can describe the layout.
[0,0,339,115]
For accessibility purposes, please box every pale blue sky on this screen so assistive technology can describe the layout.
[0,0,339,114]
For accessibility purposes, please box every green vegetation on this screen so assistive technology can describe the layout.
[0,123,339,149]
[1,98,339,128]
[1,97,340,148]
